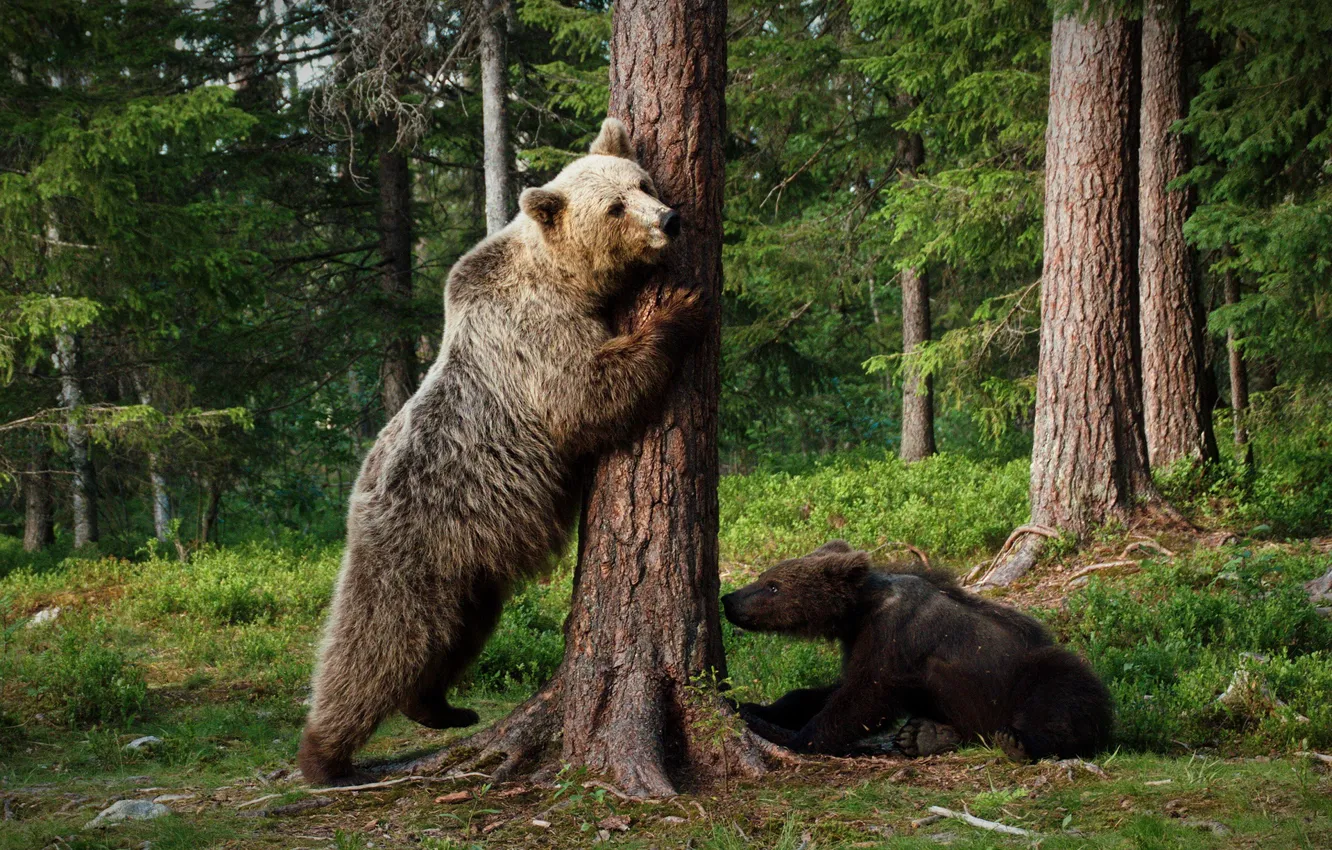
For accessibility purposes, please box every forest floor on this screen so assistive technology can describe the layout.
[4,456,1332,849]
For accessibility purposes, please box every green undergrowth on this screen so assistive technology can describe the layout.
[2,450,1331,847]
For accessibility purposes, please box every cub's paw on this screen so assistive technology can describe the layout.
[992,728,1032,764]
[895,717,961,757]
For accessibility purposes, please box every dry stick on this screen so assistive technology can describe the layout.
[235,793,283,809]
[307,773,489,795]
[1066,561,1141,584]
[1296,751,1332,765]
[1123,539,1175,559]
[927,806,1034,837]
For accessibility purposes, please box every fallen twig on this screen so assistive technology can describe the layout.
[307,773,487,794]
[1296,751,1332,765]
[1067,561,1140,584]
[909,813,943,829]
[927,806,1033,837]
[236,793,283,809]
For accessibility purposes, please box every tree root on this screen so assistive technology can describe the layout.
[971,526,1057,588]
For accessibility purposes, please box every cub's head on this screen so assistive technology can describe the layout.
[519,117,680,286]
[721,541,870,639]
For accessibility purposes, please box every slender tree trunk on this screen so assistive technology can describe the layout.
[199,478,222,544]
[23,441,55,552]
[897,130,935,462]
[377,114,418,417]
[1224,269,1252,465]
[52,331,98,548]
[132,374,171,542]
[1138,0,1216,468]
[391,0,779,796]
[479,0,513,236]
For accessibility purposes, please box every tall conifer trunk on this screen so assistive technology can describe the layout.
[394,0,778,796]
[377,114,417,417]
[897,131,935,462]
[982,8,1161,587]
[1139,0,1215,467]
[480,0,513,236]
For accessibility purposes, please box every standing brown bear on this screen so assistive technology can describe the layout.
[298,118,702,785]
[722,541,1113,762]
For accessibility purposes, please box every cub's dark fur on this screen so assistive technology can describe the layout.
[298,118,703,785]
[721,541,1113,762]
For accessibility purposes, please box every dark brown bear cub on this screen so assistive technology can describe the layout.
[721,541,1113,762]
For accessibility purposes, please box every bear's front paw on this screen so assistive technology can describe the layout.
[653,286,708,343]
[992,727,1032,764]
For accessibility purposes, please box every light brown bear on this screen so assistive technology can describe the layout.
[298,118,702,785]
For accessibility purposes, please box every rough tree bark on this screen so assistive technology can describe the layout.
[23,440,55,553]
[1224,269,1252,466]
[980,9,1158,587]
[391,0,783,797]
[897,131,935,462]
[479,0,513,235]
[1138,0,1215,468]
[377,114,418,417]
[133,372,171,542]
[52,331,99,548]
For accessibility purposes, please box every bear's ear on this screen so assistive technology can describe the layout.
[810,539,854,556]
[520,188,567,229]
[589,117,635,160]
[822,553,869,583]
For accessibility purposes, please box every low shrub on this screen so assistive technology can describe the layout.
[41,626,149,728]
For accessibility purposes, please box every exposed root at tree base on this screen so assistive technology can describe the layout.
[368,679,793,799]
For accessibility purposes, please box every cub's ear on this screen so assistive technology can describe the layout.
[589,117,635,159]
[822,552,870,583]
[520,188,567,229]
[810,539,854,556]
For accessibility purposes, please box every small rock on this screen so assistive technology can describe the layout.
[660,816,686,824]
[153,793,195,804]
[265,768,289,782]
[26,607,60,628]
[125,736,163,751]
[85,800,171,829]
[1184,819,1231,836]
[531,819,551,828]
[599,814,631,832]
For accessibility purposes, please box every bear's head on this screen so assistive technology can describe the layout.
[721,540,871,639]
[518,117,680,289]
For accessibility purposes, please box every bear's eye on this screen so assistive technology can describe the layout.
[766,582,779,595]
[607,201,626,218]
[639,180,654,196]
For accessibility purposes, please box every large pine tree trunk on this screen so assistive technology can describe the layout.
[377,115,418,418]
[23,441,55,553]
[479,0,513,236]
[53,330,99,548]
[981,9,1157,587]
[392,0,780,797]
[897,131,935,462]
[1138,0,1215,468]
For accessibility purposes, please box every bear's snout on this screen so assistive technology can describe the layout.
[659,209,681,239]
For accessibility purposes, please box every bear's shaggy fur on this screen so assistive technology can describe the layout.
[721,541,1113,762]
[298,118,702,785]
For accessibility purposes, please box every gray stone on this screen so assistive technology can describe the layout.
[125,736,163,751]
[84,799,171,829]
[25,606,60,628]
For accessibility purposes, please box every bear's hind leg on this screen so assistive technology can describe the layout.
[300,588,431,785]
[398,577,506,731]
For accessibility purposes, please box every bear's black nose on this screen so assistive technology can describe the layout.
[660,209,681,238]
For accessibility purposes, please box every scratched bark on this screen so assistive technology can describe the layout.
[1138,0,1215,467]
[1030,11,1156,536]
